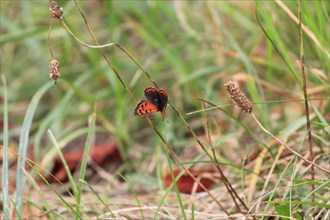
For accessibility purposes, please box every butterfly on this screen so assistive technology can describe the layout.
[134,87,168,121]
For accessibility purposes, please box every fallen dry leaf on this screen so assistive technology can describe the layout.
[46,141,121,183]
[163,168,217,194]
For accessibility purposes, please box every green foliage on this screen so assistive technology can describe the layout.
[275,205,302,220]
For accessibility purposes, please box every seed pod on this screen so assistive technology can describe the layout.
[49,59,61,83]
[224,81,253,114]
[49,0,63,20]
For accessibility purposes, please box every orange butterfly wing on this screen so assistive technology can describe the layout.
[134,87,168,121]
[134,100,159,116]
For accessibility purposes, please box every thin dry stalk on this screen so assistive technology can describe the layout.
[0,145,76,202]
[297,0,315,202]
[68,2,137,105]
[170,104,252,216]
[60,0,231,217]
[47,19,54,59]
[251,113,328,174]
[58,14,245,213]
[247,147,267,203]
[275,0,330,58]
[253,145,285,213]
[224,81,329,174]
[202,97,253,217]
[57,11,255,216]
[48,0,63,60]
[48,0,63,84]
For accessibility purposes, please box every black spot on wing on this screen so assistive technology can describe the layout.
[134,100,146,116]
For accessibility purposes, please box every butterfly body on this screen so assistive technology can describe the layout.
[134,87,168,121]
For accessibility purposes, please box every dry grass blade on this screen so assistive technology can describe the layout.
[275,0,330,58]
[15,82,53,215]
[225,80,329,174]
[252,113,329,174]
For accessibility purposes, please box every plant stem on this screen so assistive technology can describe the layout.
[252,113,329,174]
[297,0,315,202]
[68,0,231,217]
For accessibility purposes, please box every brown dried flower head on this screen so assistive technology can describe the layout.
[49,59,61,82]
[49,0,63,20]
[224,81,253,114]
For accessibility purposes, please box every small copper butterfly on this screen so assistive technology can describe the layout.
[134,87,168,121]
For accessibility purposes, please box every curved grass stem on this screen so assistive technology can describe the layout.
[60,0,232,216]
[251,113,329,174]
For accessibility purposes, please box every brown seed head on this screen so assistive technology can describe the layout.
[49,59,61,81]
[49,0,63,20]
[225,81,253,114]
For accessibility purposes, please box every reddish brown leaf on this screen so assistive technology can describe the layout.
[90,141,121,164]
[12,202,45,220]
[46,141,120,183]
[163,168,217,194]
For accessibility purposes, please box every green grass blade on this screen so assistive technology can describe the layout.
[78,179,114,217]
[191,203,195,220]
[310,102,330,136]
[118,173,145,220]
[46,130,78,198]
[0,26,45,46]
[261,128,308,218]
[208,2,269,126]
[15,81,53,216]
[256,1,302,86]
[76,100,97,216]
[35,166,77,216]
[23,164,54,220]
[1,76,10,219]
[165,148,187,220]
[33,73,91,163]
[41,127,89,171]
[269,200,330,209]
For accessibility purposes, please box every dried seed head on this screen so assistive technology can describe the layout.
[49,0,63,20]
[49,59,61,82]
[225,81,253,114]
